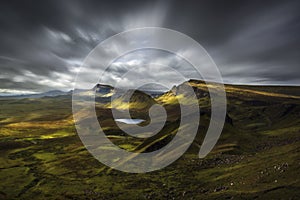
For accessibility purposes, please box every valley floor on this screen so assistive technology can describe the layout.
[0,84,300,199]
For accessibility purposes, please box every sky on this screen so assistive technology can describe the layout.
[0,0,300,94]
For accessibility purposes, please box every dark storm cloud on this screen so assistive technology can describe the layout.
[0,0,299,94]
[165,0,300,85]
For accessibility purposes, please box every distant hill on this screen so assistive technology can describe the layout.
[0,90,71,99]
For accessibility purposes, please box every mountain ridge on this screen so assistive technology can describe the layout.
[1,79,299,100]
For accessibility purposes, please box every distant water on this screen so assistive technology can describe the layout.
[115,118,145,124]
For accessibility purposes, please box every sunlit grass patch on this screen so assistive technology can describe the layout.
[39,130,73,139]
[33,152,56,162]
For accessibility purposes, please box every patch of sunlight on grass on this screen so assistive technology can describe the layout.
[0,116,21,123]
[40,131,73,139]
[0,128,23,136]
[34,152,56,162]
[101,92,114,97]
[5,121,71,129]
[108,99,150,110]
[226,86,300,99]
[157,94,184,104]
[106,135,126,139]
[96,146,118,150]
[118,144,136,151]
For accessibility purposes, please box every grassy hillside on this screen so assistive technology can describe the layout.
[0,81,299,199]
